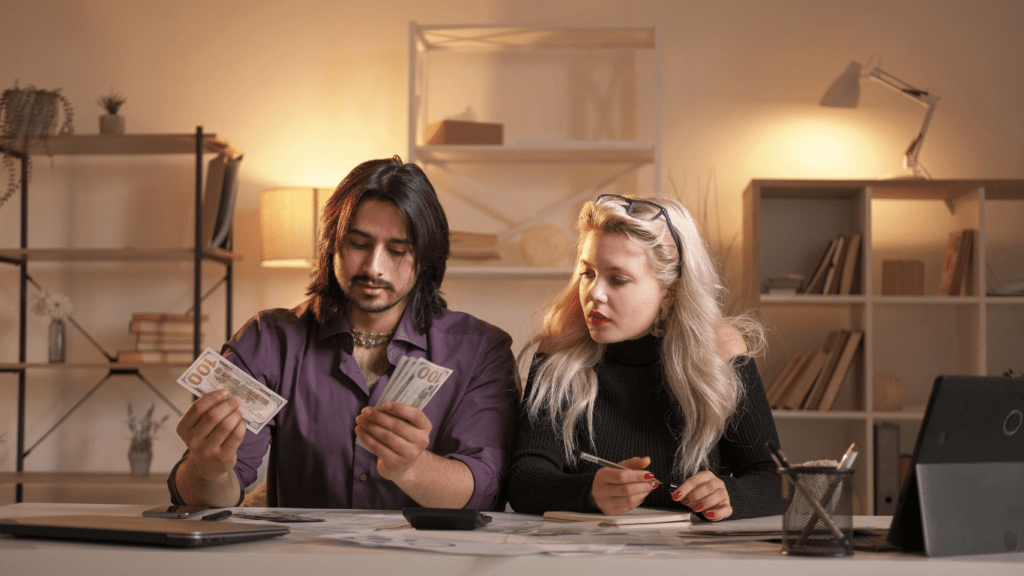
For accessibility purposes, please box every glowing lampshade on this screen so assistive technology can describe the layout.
[259,187,330,268]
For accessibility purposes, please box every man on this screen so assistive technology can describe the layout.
[168,156,518,510]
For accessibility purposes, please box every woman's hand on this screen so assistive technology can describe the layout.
[586,456,660,515]
[672,470,732,521]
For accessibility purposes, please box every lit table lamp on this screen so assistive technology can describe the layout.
[821,57,940,178]
[260,187,330,267]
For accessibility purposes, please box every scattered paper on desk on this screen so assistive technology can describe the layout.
[176,348,286,434]
[356,355,453,450]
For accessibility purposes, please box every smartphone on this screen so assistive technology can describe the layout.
[142,505,210,519]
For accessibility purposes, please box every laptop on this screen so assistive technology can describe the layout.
[887,375,1024,557]
[0,514,289,548]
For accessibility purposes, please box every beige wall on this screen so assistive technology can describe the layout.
[2,0,1022,503]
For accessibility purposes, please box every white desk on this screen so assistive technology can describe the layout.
[2,503,1022,576]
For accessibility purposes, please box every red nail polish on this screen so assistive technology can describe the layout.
[693,503,703,511]
[644,473,654,480]
[706,511,715,518]
[672,492,680,501]
[653,483,661,488]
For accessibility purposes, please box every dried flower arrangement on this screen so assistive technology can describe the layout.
[0,80,75,209]
[127,403,171,453]
[28,290,73,320]
[97,91,126,115]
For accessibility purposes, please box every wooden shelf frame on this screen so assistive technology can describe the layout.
[1,128,235,502]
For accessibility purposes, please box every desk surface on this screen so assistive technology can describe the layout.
[2,503,1022,576]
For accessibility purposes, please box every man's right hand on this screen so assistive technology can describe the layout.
[175,389,246,492]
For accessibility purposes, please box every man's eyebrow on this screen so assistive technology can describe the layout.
[347,228,411,245]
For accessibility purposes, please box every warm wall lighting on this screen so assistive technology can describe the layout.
[821,56,940,178]
[259,187,330,268]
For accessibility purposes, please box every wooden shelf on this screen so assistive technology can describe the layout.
[414,143,655,164]
[0,362,192,370]
[0,247,239,265]
[416,24,656,51]
[0,133,224,156]
[446,265,572,278]
[0,472,167,485]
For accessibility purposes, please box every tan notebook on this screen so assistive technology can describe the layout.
[543,508,694,526]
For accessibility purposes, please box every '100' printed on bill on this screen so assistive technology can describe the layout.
[176,347,287,434]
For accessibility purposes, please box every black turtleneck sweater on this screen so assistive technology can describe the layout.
[507,334,782,520]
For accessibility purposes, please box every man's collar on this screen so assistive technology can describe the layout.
[318,303,427,351]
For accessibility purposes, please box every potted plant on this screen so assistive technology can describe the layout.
[0,81,75,209]
[127,403,170,477]
[97,90,126,135]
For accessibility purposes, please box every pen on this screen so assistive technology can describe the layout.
[200,510,233,522]
[575,450,664,486]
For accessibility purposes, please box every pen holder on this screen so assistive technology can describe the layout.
[780,467,854,557]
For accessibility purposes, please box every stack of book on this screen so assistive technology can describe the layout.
[799,233,862,295]
[116,313,205,363]
[766,329,863,411]
[937,228,975,296]
[449,231,500,260]
[766,273,807,295]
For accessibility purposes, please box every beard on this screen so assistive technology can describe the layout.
[342,275,413,314]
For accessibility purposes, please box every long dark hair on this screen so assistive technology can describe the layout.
[306,156,449,333]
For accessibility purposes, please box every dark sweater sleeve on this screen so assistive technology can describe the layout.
[716,356,783,519]
[506,357,598,515]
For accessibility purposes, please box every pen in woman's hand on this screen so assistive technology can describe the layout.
[575,450,664,485]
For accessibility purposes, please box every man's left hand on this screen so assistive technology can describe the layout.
[354,402,432,482]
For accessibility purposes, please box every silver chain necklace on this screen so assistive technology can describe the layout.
[351,329,395,348]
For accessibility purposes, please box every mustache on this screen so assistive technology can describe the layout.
[350,275,394,291]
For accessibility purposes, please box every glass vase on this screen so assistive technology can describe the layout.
[48,318,66,363]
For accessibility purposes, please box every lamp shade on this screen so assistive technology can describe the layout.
[259,187,329,268]
[820,61,862,108]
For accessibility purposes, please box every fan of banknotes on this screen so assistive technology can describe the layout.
[176,348,287,434]
[355,355,453,451]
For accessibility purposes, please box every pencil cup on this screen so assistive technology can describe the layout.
[780,467,854,557]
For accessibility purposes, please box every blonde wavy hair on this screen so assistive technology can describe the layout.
[521,194,765,478]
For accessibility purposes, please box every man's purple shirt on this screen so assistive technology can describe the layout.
[169,299,518,510]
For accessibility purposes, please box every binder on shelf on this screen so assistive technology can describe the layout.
[818,331,863,411]
[874,422,901,515]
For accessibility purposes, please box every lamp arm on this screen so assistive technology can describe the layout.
[905,98,938,173]
[865,66,933,105]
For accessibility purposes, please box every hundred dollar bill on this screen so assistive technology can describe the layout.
[176,347,287,434]
[356,356,454,451]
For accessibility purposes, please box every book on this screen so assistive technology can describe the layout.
[837,233,861,295]
[803,330,850,409]
[131,313,207,322]
[937,231,961,295]
[766,352,809,408]
[116,350,196,364]
[818,331,863,410]
[770,352,806,405]
[823,235,848,294]
[949,229,974,296]
[129,321,198,335]
[543,507,693,526]
[801,237,839,294]
[781,349,828,409]
[200,153,243,249]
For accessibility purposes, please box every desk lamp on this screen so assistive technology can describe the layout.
[821,57,940,178]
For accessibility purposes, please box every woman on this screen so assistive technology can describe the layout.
[507,194,781,521]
